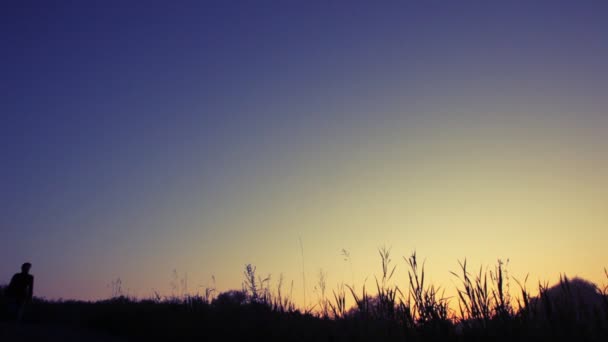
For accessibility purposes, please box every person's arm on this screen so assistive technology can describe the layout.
[27,276,34,301]
[7,274,17,296]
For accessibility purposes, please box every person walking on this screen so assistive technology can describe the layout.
[6,262,34,321]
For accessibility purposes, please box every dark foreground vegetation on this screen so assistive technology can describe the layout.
[2,250,608,341]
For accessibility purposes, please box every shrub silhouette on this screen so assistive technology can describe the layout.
[522,276,608,338]
[212,290,248,308]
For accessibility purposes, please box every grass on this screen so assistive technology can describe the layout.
[2,250,607,341]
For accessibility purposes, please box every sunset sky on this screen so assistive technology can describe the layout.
[2,1,607,307]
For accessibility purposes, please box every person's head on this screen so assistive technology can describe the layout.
[21,262,32,274]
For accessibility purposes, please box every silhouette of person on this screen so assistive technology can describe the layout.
[6,262,34,321]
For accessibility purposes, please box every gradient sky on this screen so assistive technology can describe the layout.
[2,1,608,307]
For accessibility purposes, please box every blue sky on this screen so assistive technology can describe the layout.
[2,1,608,302]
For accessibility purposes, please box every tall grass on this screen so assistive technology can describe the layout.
[2,250,607,341]
[406,252,450,325]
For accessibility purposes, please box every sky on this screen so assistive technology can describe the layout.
[1,1,608,307]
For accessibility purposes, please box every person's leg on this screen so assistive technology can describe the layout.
[15,301,25,322]
[5,298,18,321]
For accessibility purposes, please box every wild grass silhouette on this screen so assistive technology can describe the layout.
[2,250,607,341]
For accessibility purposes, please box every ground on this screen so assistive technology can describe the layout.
[0,321,125,342]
